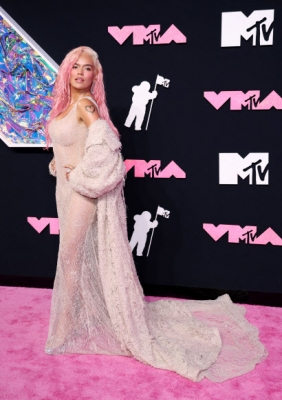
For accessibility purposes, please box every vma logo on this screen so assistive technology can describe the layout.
[124,160,186,178]
[221,9,274,47]
[108,24,186,45]
[219,153,269,185]
[203,224,282,246]
[204,91,282,110]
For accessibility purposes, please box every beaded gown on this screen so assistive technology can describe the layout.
[45,97,267,382]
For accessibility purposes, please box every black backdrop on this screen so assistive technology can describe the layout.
[1,0,282,296]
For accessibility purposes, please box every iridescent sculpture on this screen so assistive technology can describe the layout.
[0,8,58,147]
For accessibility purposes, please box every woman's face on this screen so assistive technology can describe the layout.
[69,52,95,92]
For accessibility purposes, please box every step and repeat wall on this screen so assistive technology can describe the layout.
[0,0,281,293]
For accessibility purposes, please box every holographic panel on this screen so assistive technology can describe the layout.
[0,8,58,147]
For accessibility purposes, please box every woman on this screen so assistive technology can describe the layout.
[45,46,267,382]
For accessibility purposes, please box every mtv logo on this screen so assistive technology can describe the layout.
[219,153,269,185]
[221,9,274,47]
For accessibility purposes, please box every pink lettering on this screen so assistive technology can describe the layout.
[108,25,158,45]
[154,24,187,44]
[204,92,232,110]
[203,224,282,246]
[108,25,186,45]
[203,224,238,241]
[204,90,282,110]
[124,160,161,177]
[229,91,260,110]
[255,91,282,110]
[227,225,257,243]
[124,160,186,178]
[27,217,59,235]
[252,228,282,245]
[204,91,260,110]
[157,161,186,178]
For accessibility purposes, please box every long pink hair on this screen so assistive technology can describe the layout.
[45,46,119,147]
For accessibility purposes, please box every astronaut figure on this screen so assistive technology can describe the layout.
[130,211,158,256]
[124,81,158,130]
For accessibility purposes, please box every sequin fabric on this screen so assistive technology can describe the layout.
[45,97,267,382]
[0,15,56,146]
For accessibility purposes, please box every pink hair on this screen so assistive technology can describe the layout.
[45,46,119,147]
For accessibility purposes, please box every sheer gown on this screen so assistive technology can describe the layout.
[45,96,267,382]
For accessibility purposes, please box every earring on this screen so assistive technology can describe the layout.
[90,82,95,94]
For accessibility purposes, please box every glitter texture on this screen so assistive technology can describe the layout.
[0,14,57,147]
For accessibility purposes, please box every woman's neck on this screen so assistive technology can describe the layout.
[70,88,92,104]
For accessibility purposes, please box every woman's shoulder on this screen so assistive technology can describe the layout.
[77,97,100,126]
[77,96,98,109]
[77,97,99,112]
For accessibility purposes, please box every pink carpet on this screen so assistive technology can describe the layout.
[0,286,281,400]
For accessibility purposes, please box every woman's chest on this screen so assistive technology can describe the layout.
[49,116,88,147]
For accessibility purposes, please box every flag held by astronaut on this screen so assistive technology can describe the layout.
[157,206,170,218]
[156,75,170,88]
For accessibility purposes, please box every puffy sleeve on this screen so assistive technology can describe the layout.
[68,119,126,198]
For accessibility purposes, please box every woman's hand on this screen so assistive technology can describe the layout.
[49,158,57,177]
[64,164,75,180]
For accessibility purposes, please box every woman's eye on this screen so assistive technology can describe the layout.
[72,65,78,69]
